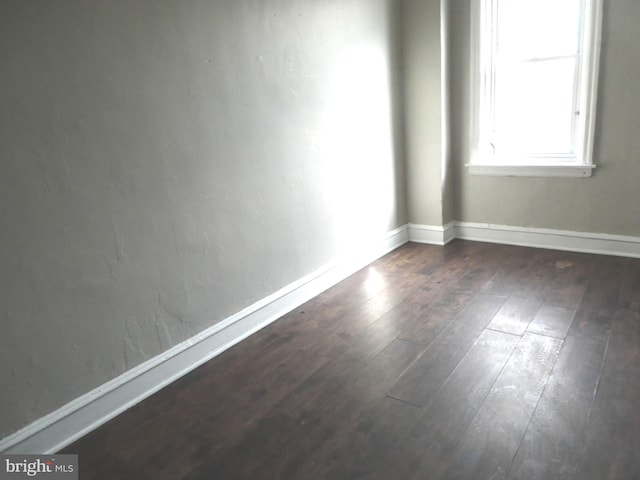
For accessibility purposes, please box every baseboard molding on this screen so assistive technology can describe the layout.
[454,222,640,258]
[408,222,455,245]
[408,221,640,258]
[0,225,409,455]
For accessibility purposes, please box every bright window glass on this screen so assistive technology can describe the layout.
[469,0,602,176]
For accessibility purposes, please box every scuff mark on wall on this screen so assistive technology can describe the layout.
[154,318,173,352]
[108,222,128,281]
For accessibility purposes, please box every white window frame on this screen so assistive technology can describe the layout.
[467,0,603,178]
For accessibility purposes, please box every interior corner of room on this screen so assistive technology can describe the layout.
[1,0,639,456]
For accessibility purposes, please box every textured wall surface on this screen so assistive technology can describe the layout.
[401,0,446,226]
[0,0,406,438]
[449,0,640,235]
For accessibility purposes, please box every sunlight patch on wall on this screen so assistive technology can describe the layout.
[319,43,397,257]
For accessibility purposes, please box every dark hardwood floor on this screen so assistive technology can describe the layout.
[62,240,640,479]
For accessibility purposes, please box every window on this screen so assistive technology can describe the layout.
[468,0,603,177]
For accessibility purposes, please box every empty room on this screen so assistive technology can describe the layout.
[1,0,639,479]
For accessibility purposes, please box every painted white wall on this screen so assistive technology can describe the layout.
[0,0,406,439]
[401,0,451,226]
[449,0,640,236]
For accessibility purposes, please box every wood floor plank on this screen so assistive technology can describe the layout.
[277,337,424,419]
[418,241,498,291]
[387,293,507,407]
[487,295,543,335]
[565,256,620,342]
[441,332,562,480]
[274,298,350,331]
[580,255,624,311]
[618,259,640,312]
[542,260,589,310]
[451,261,505,294]
[511,249,559,301]
[592,308,640,384]
[345,338,428,401]
[319,274,425,339]
[70,451,140,480]
[182,410,301,480]
[269,340,425,478]
[296,396,421,480]
[481,248,537,297]
[567,306,615,339]
[507,334,609,480]
[394,305,460,346]
[541,309,640,480]
[367,285,474,347]
[188,327,348,412]
[526,305,576,339]
[374,242,446,275]
[426,286,482,314]
[374,329,519,480]
[575,383,640,480]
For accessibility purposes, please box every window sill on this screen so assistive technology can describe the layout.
[466,163,595,178]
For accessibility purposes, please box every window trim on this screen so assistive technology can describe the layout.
[467,0,603,178]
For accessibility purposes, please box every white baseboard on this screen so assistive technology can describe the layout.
[408,222,455,245]
[408,221,640,258]
[0,225,409,455]
[454,222,640,258]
